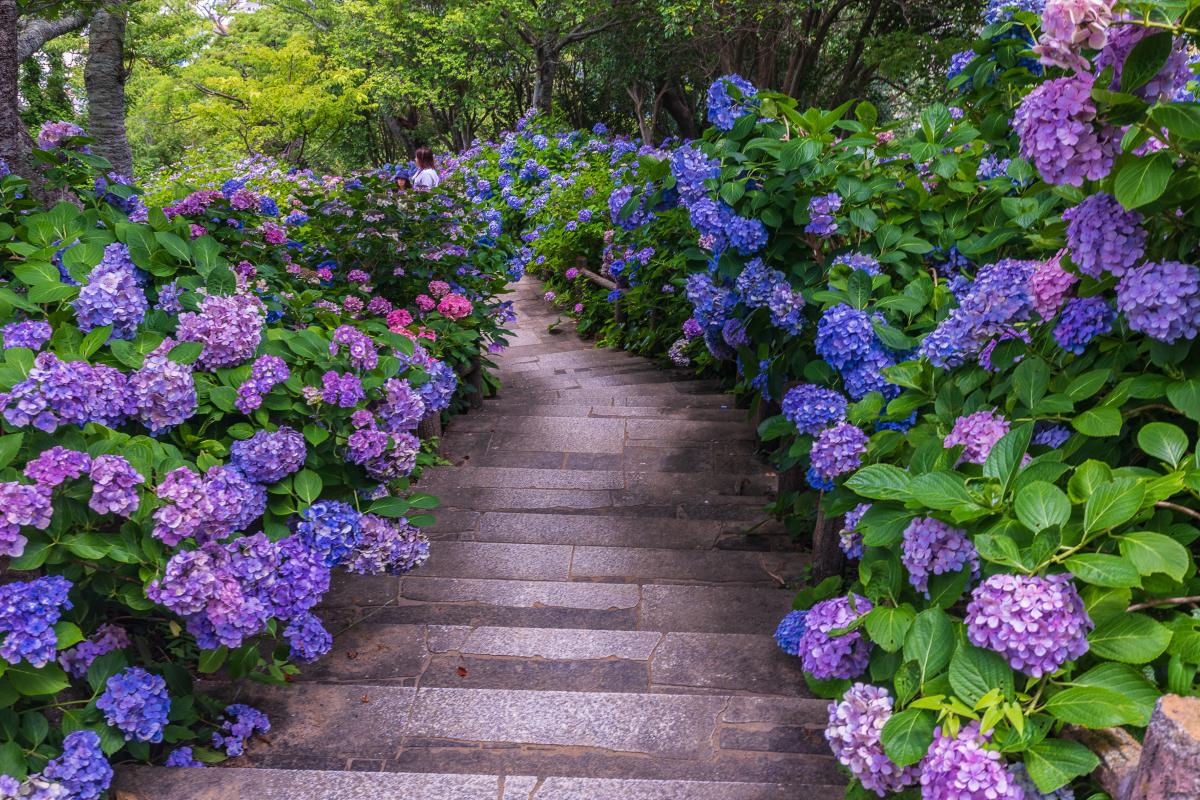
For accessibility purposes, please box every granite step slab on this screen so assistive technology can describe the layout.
[293,622,811,697]
[433,486,769,516]
[113,767,833,800]
[418,465,775,497]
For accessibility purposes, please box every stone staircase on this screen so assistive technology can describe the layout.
[115,280,843,799]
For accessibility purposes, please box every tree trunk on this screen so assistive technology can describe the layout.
[660,83,699,140]
[531,44,556,113]
[85,9,133,177]
[0,0,31,180]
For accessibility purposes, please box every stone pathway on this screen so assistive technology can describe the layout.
[118,281,841,799]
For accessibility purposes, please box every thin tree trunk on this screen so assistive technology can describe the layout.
[660,83,699,140]
[85,9,133,177]
[531,44,556,113]
[0,0,31,180]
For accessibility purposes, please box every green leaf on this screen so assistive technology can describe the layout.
[407,513,436,527]
[1064,553,1142,588]
[1014,481,1071,533]
[302,425,329,446]
[87,650,128,693]
[880,708,936,767]
[1064,369,1110,401]
[207,386,237,413]
[0,433,23,471]
[1113,151,1173,209]
[864,605,916,652]
[154,231,191,262]
[1083,478,1145,533]
[1167,379,1200,421]
[0,741,26,780]
[908,471,978,511]
[983,423,1032,494]
[1120,32,1174,94]
[1151,102,1200,140]
[949,644,1014,705]
[168,341,205,365]
[1068,460,1112,503]
[1072,663,1160,726]
[1118,531,1190,581]
[1088,613,1173,663]
[903,608,954,682]
[845,464,911,500]
[1013,358,1049,410]
[79,325,112,359]
[1024,739,1099,794]
[1137,422,1188,468]
[28,283,78,303]
[198,646,228,674]
[8,663,69,696]
[54,621,84,650]
[758,414,794,441]
[206,266,236,295]
[1072,406,1122,437]
[1045,686,1144,727]
[293,470,323,504]
[368,496,411,517]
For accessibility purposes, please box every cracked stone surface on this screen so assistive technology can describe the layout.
[115,280,838,798]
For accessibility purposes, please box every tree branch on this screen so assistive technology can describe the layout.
[17,12,92,61]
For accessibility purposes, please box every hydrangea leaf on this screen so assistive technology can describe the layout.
[1044,686,1143,727]
[1088,613,1173,664]
[949,643,1013,705]
[880,708,936,767]
[1023,738,1099,794]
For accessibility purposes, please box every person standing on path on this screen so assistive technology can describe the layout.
[412,146,440,192]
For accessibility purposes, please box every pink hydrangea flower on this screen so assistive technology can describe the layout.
[437,294,473,320]
[387,308,414,332]
[1029,251,1078,319]
[415,294,436,312]
[574,303,584,313]
[428,280,451,298]
[944,410,1010,465]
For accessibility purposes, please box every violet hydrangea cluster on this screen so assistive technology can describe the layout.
[808,422,869,489]
[0,481,52,557]
[920,722,1024,800]
[236,354,290,413]
[1053,296,1115,354]
[0,576,72,667]
[1013,74,1118,187]
[129,340,197,434]
[41,730,112,800]
[59,624,129,678]
[2,320,51,350]
[330,325,379,370]
[705,74,759,131]
[296,500,364,567]
[965,573,1093,677]
[815,304,895,399]
[175,293,265,370]
[282,612,333,663]
[840,503,871,560]
[344,514,430,575]
[944,410,1010,465]
[1115,261,1200,344]
[1062,193,1145,279]
[87,455,144,517]
[24,446,91,488]
[806,193,842,236]
[901,517,981,596]
[229,427,307,484]
[96,667,171,743]
[920,259,1037,369]
[212,704,271,757]
[796,594,874,679]
[73,243,147,340]
[825,683,920,797]
[782,383,848,435]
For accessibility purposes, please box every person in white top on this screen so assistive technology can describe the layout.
[412,147,441,192]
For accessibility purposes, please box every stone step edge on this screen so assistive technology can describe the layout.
[113,765,843,799]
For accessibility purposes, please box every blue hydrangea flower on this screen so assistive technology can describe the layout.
[96,667,171,743]
[782,384,847,435]
[706,74,759,131]
[774,610,808,655]
[296,501,364,568]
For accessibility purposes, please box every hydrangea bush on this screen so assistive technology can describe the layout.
[453,1,1200,796]
[0,129,511,790]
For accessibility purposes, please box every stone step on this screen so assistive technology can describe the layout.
[197,684,839,785]
[501,370,720,393]
[410,541,802,585]
[489,390,739,408]
[293,622,810,697]
[425,511,792,552]
[114,767,838,800]
[476,401,745,422]
[419,466,775,497]
[432,486,768,518]
[319,576,796,635]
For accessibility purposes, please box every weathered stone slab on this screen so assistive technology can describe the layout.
[401,577,640,610]
[420,541,574,581]
[570,546,798,585]
[474,512,723,549]
[639,585,795,634]
[651,632,808,696]
[113,767,506,800]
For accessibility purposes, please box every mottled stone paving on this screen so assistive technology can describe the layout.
[116,280,841,799]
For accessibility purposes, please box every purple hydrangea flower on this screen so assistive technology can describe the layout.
[810,422,868,483]
[87,455,143,517]
[1029,254,1078,319]
[782,384,848,435]
[921,722,1023,800]
[212,704,270,757]
[1063,194,1145,279]
[73,245,147,340]
[37,120,85,150]
[773,610,808,656]
[24,446,91,488]
[826,683,920,797]
[0,576,72,667]
[321,370,365,408]
[155,280,185,314]
[797,594,873,680]
[944,410,1010,465]
[1096,23,1191,102]
[767,283,805,335]
[806,193,842,236]
[165,747,205,768]
[965,573,1092,677]
[1034,423,1071,449]
[42,730,112,800]
[265,535,331,620]
[902,517,981,596]
[59,624,128,678]
[229,427,307,484]
[840,503,870,560]
[832,253,881,276]
[735,258,785,307]
[1054,296,1115,354]
[1013,74,1119,186]
[375,378,426,432]
[329,325,378,371]
[236,354,290,413]
[817,305,878,371]
[129,340,197,434]
[682,318,703,339]
[296,501,364,567]
[176,294,265,370]
[1,353,92,432]
[726,215,768,255]
[96,667,171,743]
[364,431,421,481]
[706,74,759,131]
[416,357,458,413]
[344,514,430,575]
[1116,261,1200,344]
[283,612,332,662]
[0,482,52,557]
[2,320,52,350]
